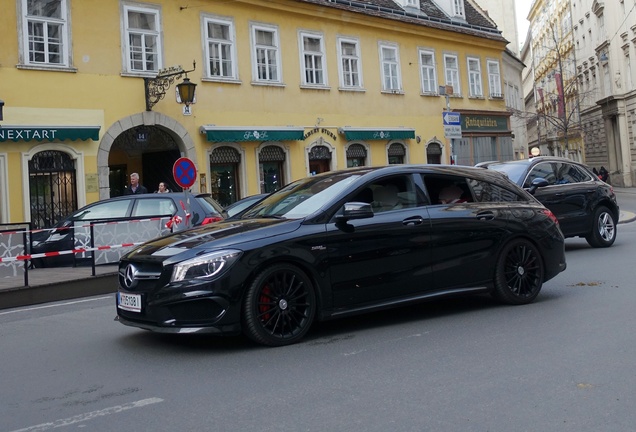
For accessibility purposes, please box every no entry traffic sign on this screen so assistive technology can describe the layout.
[173,157,197,189]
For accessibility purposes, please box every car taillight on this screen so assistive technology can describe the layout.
[541,209,559,225]
[201,216,223,225]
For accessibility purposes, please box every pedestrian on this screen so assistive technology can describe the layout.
[599,166,609,183]
[155,182,170,193]
[124,173,148,194]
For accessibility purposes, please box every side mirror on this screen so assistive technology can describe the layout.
[336,202,374,222]
[527,178,549,195]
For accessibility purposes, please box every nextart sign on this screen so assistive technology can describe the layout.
[0,126,100,142]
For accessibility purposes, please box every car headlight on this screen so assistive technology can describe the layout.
[171,249,242,282]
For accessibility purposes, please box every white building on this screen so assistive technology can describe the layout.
[571,0,636,186]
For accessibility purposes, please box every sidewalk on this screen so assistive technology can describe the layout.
[1,208,635,311]
[0,264,118,310]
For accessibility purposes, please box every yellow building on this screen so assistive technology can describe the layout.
[0,0,510,227]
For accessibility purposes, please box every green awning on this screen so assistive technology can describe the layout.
[0,126,100,142]
[339,127,415,141]
[201,126,305,142]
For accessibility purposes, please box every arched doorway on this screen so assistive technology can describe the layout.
[308,145,332,175]
[109,126,180,196]
[98,113,196,200]
[28,150,77,228]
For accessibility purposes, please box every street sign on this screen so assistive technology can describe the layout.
[442,111,461,125]
[173,157,197,189]
[443,111,462,139]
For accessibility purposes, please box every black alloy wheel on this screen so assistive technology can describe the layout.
[242,263,316,346]
[585,206,616,248]
[492,239,544,305]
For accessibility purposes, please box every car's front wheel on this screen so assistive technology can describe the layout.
[585,206,616,248]
[492,239,544,305]
[242,263,316,346]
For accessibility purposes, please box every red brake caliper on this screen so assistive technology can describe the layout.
[259,285,272,321]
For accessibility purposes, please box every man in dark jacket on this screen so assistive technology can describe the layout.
[124,172,148,194]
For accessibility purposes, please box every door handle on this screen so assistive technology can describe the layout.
[476,211,495,221]
[402,216,424,226]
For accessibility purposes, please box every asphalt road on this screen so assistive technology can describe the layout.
[2,215,635,431]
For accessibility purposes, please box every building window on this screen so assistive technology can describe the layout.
[387,143,406,164]
[487,60,502,98]
[426,142,443,164]
[443,54,460,95]
[467,57,482,97]
[122,3,162,73]
[19,0,70,67]
[210,146,241,206]
[346,143,367,167]
[419,49,437,94]
[251,24,281,83]
[338,37,362,89]
[379,43,401,92]
[204,17,237,80]
[300,32,326,86]
[259,145,285,193]
[453,0,465,17]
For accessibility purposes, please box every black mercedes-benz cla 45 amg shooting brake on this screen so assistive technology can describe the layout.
[116,165,566,346]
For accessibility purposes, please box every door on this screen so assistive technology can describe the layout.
[524,162,595,236]
[421,174,512,290]
[326,174,433,308]
[29,150,77,228]
[309,159,330,175]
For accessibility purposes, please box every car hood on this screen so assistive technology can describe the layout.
[124,218,301,263]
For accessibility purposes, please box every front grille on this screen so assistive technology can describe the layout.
[118,261,164,292]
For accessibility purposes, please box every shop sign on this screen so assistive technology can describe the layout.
[461,115,508,132]
[303,127,338,141]
[0,126,100,142]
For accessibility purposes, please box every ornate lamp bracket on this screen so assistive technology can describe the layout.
[144,61,196,111]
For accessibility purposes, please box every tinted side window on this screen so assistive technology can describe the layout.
[75,200,131,220]
[132,198,177,217]
[366,175,418,213]
[523,163,555,187]
[556,163,592,184]
[421,175,474,204]
[468,179,524,202]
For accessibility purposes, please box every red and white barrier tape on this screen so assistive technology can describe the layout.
[0,216,167,237]
[0,241,144,263]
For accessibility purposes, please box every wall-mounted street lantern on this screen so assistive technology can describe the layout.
[144,61,197,111]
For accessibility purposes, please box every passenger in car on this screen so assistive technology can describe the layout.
[438,185,466,204]
[373,184,403,211]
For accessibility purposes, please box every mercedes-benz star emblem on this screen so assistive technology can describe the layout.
[124,264,137,288]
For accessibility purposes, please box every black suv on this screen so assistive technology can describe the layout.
[478,156,619,247]
[31,193,226,267]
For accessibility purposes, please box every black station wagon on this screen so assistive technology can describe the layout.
[116,165,567,346]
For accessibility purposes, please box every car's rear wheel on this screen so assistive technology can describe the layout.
[242,263,316,346]
[492,239,544,305]
[585,206,616,248]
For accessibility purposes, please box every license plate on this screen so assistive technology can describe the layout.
[118,292,142,313]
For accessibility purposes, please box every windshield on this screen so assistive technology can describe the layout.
[483,162,529,184]
[242,174,361,219]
